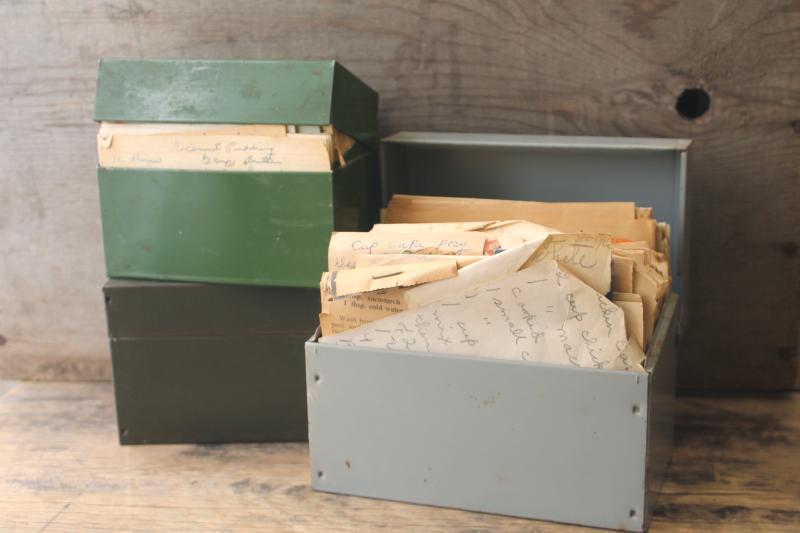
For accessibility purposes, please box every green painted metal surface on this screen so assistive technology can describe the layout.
[331,62,380,146]
[94,59,378,144]
[99,167,334,288]
[112,335,309,444]
[95,59,380,287]
[98,151,376,287]
[333,145,381,231]
[104,280,317,444]
[104,279,319,336]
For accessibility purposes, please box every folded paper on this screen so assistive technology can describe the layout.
[321,259,459,299]
[328,231,489,271]
[612,292,645,349]
[320,260,645,372]
[354,254,484,269]
[384,194,658,248]
[371,220,559,246]
[320,234,613,336]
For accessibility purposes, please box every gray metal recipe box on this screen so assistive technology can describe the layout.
[306,132,690,532]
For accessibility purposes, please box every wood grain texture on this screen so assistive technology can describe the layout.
[0,0,798,388]
[0,381,797,532]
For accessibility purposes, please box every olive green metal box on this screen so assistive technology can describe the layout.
[105,279,317,444]
[94,59,379,288]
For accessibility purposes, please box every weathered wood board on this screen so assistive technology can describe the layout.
[0,1,797,388]
[1,381,798,531]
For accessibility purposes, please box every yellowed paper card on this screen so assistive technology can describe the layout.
[612,292,645,350]
[320,260,645,372]
[328,231,489,271]
[322,260,459,299]
[611,254,636,293]
[98,131,334,172]
[320,288,407,335]
[521,233,613,294]
[386,194,636,219]
[384,194,657,247]
[354,254,484,269]
[371,220,559,243]
[320,239,547,335]
[634,265,669,346]
[320,234,613,336]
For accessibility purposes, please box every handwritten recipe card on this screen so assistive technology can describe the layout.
[320,259,645,372]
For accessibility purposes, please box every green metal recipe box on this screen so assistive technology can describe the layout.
[94,59,380,288]
[105,279,316,444]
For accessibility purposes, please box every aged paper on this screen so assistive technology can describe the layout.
[402,238,548,309]
[320,239,546,335]
[328,231,489,271]
[521,233,612,294]
[96,122,356,172]
[614,243,670,285]
[354,254,484,269]
[371,220,559,243]
[611,253,636,293]
[612,292,645,350]
[320,288,407,335]
[612,243,670,347]
[320,234,614,336]
[633,264,669,346]
[384,194,657,248]
[386,194,637,219]
[320,260,645,372]
[321,259,459,299]
[98,131,333,172]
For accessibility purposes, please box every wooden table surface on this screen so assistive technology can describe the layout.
[0,380,797,532]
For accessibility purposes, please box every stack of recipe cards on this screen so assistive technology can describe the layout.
[318,196,672,373]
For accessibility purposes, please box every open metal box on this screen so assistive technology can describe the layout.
[306,132,690,531]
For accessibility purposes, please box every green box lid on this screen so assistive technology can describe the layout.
[94,59,378,145]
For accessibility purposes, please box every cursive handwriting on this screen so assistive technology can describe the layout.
[518,302,544,344]
[596,293,617,337]
[432,309,452,346]
[582,330,606,369]
[566,292,588,322]
[456,321,479,346]
[492,297,527,344]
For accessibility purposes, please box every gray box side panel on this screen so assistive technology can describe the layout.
[645,294,679,525]
[306,345,649,531]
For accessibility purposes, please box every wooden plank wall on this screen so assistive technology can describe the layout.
[0,0,797,389]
